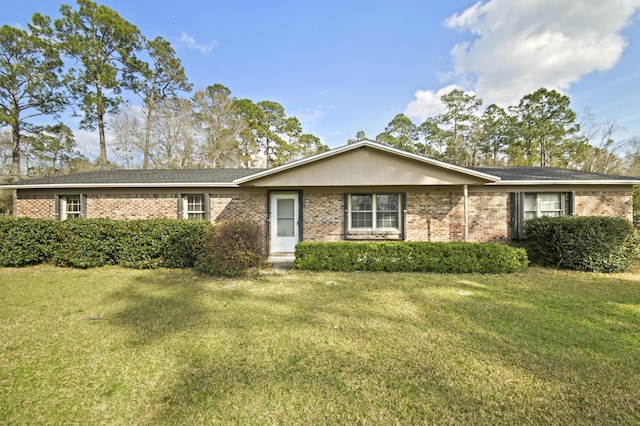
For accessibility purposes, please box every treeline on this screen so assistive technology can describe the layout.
[351,88,640,175]
[0,0,328,182]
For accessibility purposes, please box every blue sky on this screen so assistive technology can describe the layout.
[5,0,640,156]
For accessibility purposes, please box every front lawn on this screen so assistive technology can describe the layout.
[1,266,639,424]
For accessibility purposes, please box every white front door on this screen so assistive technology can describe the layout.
[270,193,299,254]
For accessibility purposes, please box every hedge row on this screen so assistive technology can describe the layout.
[524,216,639,273]
[294,241,529,273]
[0,218,209,269]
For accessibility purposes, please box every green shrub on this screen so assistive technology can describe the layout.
[53,219,123,268]
[115,219,209,269]
[0,218,56,266]
[197,219,265,276]
[0,218,209,269]
[294,241,528,273]
[524,216,639,273]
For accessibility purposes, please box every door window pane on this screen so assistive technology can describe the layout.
[277,199,295,237]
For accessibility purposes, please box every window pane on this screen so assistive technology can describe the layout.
[277,218,295,236]
[351,212,372,228]
[524,193,537,212]
[185,195,205,219]
[276,199,295,237]
[376,194,398,211]
[66,196,82,219]
[376,212,398,228]
[277,199,294,219]
[351,195,372,211]
[540,193,561,211]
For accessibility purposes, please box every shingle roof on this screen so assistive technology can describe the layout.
[471,166,638,182]
[9,168,265,186]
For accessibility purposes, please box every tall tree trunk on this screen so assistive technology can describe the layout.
[11,121,20,183]
[143,97,154,169]
[96,79,108,168]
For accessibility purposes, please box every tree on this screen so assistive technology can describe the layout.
[418,117,446,159]
[110,104,144,168]
[347,130,368,144]
[511,88,579,167]
[477,104,512,166]
[192,84,246,168]
[131,36,191,169]
[375,113,419,153]
[24,123,86,177]
[151,98,199,169]
[0,22,66,182]
[438,89,483,166]
[53,0,144,168]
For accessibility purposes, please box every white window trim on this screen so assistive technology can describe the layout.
[347,193,401,231]
[60,195,83,220]
[182,194,206,220]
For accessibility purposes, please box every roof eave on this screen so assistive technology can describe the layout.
[4,182,239,190]
[487,180,640,186]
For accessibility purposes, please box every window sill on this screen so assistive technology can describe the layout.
[346,229,402,240]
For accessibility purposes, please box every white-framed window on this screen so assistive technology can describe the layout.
[348,193,400,230]
[58,194,85,220]
[524,193,564,220]
[182,194,206,219]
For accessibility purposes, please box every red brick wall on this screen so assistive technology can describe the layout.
[405,191,465,242]
[88,194,177,220]
[15,190,268,223]
[302,192,344,242]
[15,195,56,219]
[210,192,267,223]
[468,192,511,242]
[14,188,634,244]
[575,191,633,221]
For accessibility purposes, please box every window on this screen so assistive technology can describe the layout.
[524,193,563,219]
[512,192,569,239]
[180,194,209,220]
[348,193,400,230]
[57,194,86,220]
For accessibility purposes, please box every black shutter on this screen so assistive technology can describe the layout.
[54,194,61,221]
[204,193,211,221]
[511,192,525,240]
[343,193,349,239]
[177,193,183,219]
[568,191,576,216]
[401,192,407,241]
[80,194,87,219]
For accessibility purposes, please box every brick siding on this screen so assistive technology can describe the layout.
[575,191,633,221]
[14,188,633,244]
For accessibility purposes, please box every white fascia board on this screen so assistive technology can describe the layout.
[487,180,640,186]
[4,182,239,190]
[234,140,501,184]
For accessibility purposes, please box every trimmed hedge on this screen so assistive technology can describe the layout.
[524,216,639,273]
[294,241,528,273]
[196,219,266,276]
[0,217,209,269]
[0,218,56,267]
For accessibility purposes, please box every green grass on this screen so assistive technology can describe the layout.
[1,266,639,424]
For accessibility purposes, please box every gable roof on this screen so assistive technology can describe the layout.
[235,140,501,185]
[3,140,639,189]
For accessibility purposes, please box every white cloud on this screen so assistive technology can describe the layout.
[179,33,218,55]
[406,0,640,118]
[405,84,460,121]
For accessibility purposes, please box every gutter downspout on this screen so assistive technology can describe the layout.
[463,185,469,242]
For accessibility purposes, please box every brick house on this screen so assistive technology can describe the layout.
[4,141,639,258]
